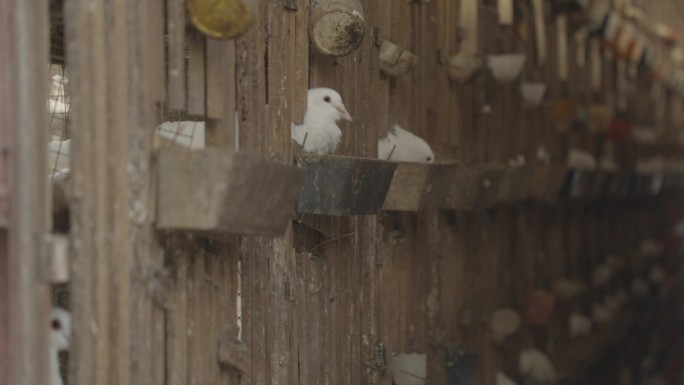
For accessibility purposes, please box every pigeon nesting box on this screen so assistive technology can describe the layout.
[487,54,526,83]
[383,163,453,211]
[186,0,254,39]
[295,154,396,215]
[561,169,595,199]
[379,40,418,77]
[529,165,567,201]
[310,0,365,56]
[520,82,547,106]
[448,54,481,83]
[497,165,536,203]
[155,147,304,236]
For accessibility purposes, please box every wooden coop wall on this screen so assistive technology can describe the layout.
[44,1,684,385]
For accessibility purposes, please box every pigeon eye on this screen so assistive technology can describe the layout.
[52,319,62,330]
[324,96,331,103]
[427,157,432,162]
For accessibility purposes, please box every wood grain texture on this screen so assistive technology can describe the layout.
[0,1,51,384]
[54,1,684,385]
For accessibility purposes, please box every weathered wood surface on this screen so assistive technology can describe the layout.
[0,1,51,384]
[296,154,396,215]
[53,1,684,385]
[156,147,304,235]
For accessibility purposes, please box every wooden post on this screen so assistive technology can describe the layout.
[0,1,51,385]
[65,0,165,384]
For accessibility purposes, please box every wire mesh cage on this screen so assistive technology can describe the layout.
[156,105,206,149]
[48,63,71,180]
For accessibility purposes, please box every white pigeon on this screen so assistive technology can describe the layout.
[48,139,71,174]
[377,124,434,163]
[569,313,592,338]
[155,121,206,149]
[291,88,352,155]
[519,348,557,383]
[50,307,71,385]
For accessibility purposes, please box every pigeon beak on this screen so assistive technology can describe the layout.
[335,104,353,122]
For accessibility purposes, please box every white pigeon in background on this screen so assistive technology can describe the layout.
[291,87,353,155]
[569,312,592,338]
[519,348,557,383]
[155,121,206,149]
[567,148,597,170]
[377,124,435,163]
[50,307,71,385]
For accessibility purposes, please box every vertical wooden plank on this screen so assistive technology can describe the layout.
[0,3,50,385]
[149,0,166,101]
[166,238,188,385]
[167,0,187,110]
[187,30,206,117]
[206,39,237,148]
[126,0,167,383]
[533,0,546,65]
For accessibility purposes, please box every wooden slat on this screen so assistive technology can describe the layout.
[206,39,237,148]
[187,30,206,117]
[0,2,51,385]
[149,0,166,101]
[167,0,187,110]
[166,237,188,385]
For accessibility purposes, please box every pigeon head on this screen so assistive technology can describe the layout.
[51,307,71,352]
[306,88,353,124]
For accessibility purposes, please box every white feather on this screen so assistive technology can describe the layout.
[377,124,435,163]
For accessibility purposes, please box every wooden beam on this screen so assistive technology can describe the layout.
[0,0,51,385]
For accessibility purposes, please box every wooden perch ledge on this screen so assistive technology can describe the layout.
[155,147,304,236]
[53,153,684,230]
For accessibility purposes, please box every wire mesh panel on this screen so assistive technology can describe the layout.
[156,105,206,149]
[48,64,70,179]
